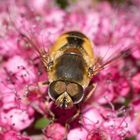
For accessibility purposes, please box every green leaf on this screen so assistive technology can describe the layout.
[97,0,126,5]
[34,117,51,129]
[56,0,69,9]
[71,0,77,3]
[125,136,136,140]
[124,98,131,106]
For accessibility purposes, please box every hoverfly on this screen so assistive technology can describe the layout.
[15,29,125,120]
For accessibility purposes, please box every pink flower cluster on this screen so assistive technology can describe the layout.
[0,0,140,140]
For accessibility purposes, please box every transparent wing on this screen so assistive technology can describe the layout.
[7,5,50,71]
[93,44,138,75]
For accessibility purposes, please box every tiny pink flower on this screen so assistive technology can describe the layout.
[82,106,103,130]
[67,127,88,140]
[0,106,34,131]
[0,130,31,140]
[70,105,133,140]
[132,73,140,92]
[43,123,66,140]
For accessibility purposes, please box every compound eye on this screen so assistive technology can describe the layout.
[54,81,66,94]
[67,83,84,104]
[67,83,79,96]
[48,81,66,100]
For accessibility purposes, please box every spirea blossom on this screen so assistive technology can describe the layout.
[0,0,140,140]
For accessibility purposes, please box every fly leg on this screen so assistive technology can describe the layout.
[44,97,56,124]
[64,105,81,139]
[83,83,97,102]
[37,80,50,87]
